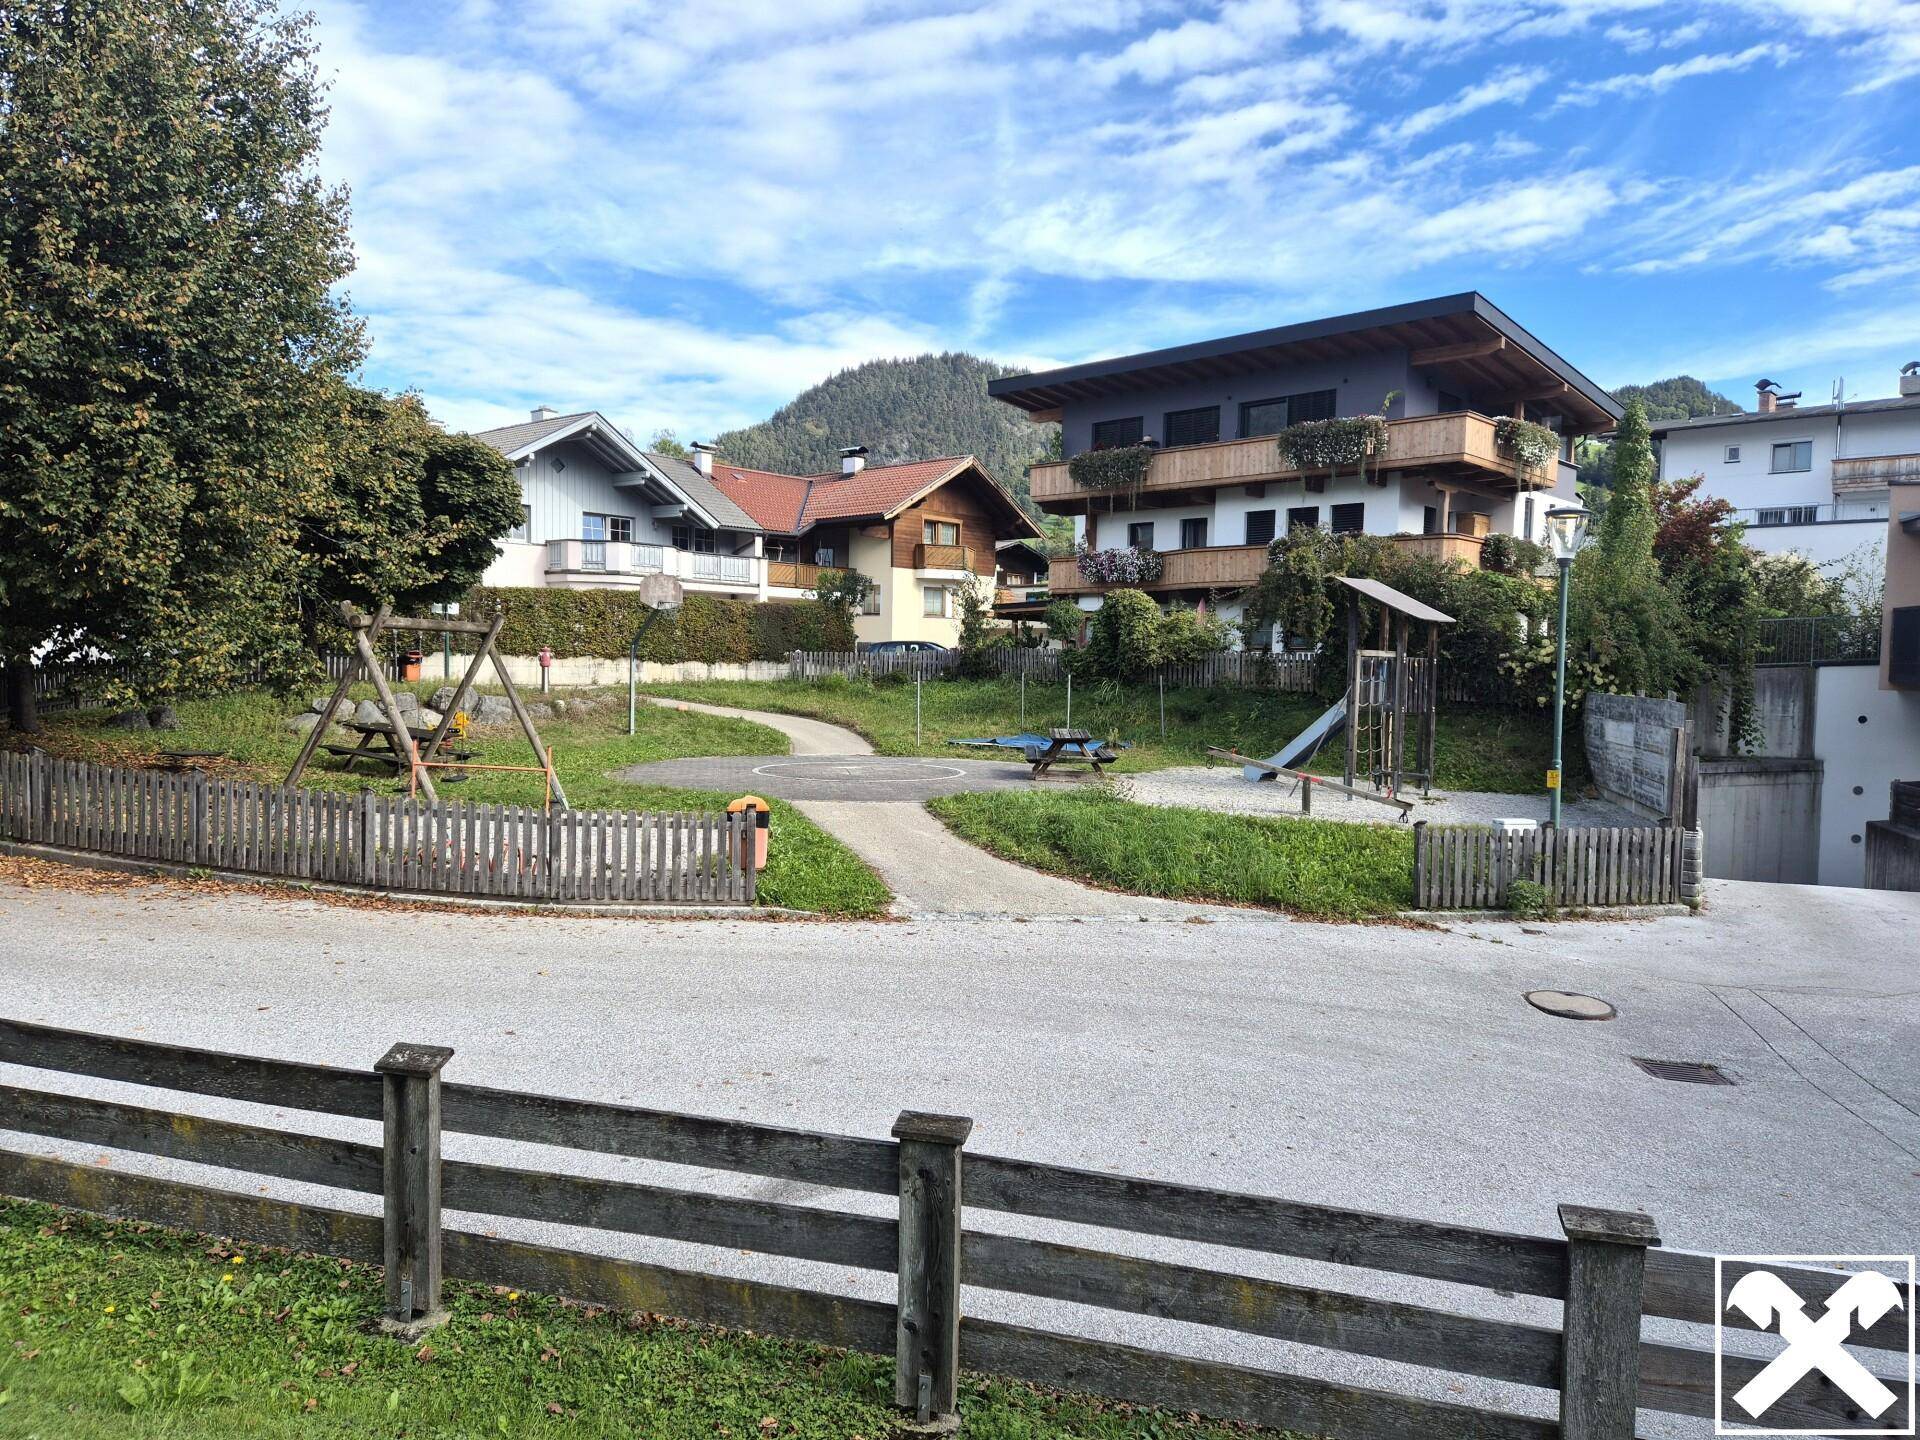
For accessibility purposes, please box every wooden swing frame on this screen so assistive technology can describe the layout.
[285,603,569,809]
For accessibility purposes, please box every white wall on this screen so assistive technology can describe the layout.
[1810,664,1920,887]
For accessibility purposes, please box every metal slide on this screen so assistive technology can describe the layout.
[1243,697,1347,781]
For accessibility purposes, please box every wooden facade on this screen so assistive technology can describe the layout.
[1049,544,1270,595]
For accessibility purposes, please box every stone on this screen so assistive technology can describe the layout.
[353,699,386,727]
[429,686,458,712]
[466,693,514,725]
[392,691,420,714]
[147,705,178,731]
[309,695,335,714]
[105,709,150,731]
[548,698,569,717]
[286,713,324,733]
[419,708,443,729]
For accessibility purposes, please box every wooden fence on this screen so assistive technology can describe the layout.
[0,751,754,905]
[1,1018,1903,1438]
[790,648,1322,691]
[1413,822,1701,910]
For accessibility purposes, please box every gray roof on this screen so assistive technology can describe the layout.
[1650,394,1920,436]
[1335,575,1455,625]
[642,452,763,533]
[472,411,592,455]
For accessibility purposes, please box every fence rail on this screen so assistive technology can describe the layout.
[0,751,753,905]
[1412,822,1699,909]
[1754,613,1882,667]
[2,1017,1897,1437]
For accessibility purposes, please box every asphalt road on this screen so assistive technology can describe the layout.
[1,873,1914,1430]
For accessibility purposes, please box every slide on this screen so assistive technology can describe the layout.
[1244,697,1347,782]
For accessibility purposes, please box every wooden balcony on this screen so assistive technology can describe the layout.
[914,542,974,571]
[1029,411,1556,513]
[1833,453,1920,491]
[767,560,826,590]
[1389,532,1486,567]
[1048,544,1269,595]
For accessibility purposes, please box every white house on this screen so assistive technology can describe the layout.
[475,408,769,596]
[1651,372,1920,570]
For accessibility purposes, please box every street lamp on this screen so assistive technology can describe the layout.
[1543,504,1591,827]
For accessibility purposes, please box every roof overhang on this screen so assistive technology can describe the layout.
[501,412,651,471]
[989,293,1620,434]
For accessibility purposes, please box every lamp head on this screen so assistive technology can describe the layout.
[1544,504,1592,563]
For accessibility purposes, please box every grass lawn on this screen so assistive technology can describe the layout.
[8,688,889,917]
[638,676,1579,796]
[0,1201,1279,1440]
[928,786,1414,921]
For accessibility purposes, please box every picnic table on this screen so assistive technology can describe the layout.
[1023,727,1118,778]
[321,721,478,779]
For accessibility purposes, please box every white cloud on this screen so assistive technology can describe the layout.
[1556,41,1794,107]
[1373,66,1545,144]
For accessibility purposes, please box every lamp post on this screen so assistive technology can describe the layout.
[1544,504,1592,827]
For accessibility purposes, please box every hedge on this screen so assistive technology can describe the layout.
[461,587,855,662]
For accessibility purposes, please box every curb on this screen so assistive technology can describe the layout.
[1404,903,1698,922]
[0,841,804,920]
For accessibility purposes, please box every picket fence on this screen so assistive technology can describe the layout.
[0,751,754,905]
[4,1016,1901,1439]
[1413,821,1700,910]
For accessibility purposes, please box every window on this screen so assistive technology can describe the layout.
[1770,440,1812,473]
[922,519,959,546]
[1436,391,1465,414]
[1724,444,1741,463]
[1127,521,1156,549]
[1287,506,1321,533]
[608,515,634,545]
[508,504,531,542]
[1238,390,1337,437]
[812,544,837,566]
[581,513,607,542]
[766,541,795,563]
[862,585,881,616]
[1330,502,1365,535]
[1091,416,1144,450]
[1179,516,1209,549]
[1244,509,1276,546]
[671,524,716,553]
[922,585,952,618]
[1164,406,1221,448]
[1522,497,1535,539]
[1423,505,1438,536]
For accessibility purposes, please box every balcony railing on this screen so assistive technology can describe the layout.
[1755,613,1883,667]
[546,539,757,587]
[768,560,827,590]
[1733,501,1888,528]
[1832,453,1920,490]
[1029,411,1556,510]
[1390,532,1487,566]
[1048,544,1269,594]
[914,543,974,571]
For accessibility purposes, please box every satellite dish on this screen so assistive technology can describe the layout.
[636,573,685,613]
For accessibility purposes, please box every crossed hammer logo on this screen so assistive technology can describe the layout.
[1726,1270,1906,1420]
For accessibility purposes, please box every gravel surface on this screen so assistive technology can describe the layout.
[0,873,1914,1434]
[1120,765,1653,827]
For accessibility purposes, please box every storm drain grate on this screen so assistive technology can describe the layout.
[1631,1057,1734,1085]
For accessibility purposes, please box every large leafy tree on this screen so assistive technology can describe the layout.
[0,0,363,728]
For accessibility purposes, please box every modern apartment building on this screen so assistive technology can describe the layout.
[1652,371,1920,568]
[988,294,1618,634]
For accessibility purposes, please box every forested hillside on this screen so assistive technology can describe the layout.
[1610,375,1743,422]
[713,353,1060,516]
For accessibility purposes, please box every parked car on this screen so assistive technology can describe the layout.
[862,641,949,654]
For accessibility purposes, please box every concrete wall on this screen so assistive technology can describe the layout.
[1810,663,1920,887]
[1583,692,1689,820]
[1693,666,1815,759]
[1883,483,1920,691]
[463,656,792,689]
[1698,757,1822,883]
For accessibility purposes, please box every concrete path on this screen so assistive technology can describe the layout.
[1,874,1914,1436]
[638,696,1173,916]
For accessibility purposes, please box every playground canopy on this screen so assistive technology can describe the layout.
[1333,575,1455,627]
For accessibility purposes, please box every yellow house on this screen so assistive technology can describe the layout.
[700,445,1044,646]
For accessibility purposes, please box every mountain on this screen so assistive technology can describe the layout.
[712,352,1060,518]
[1611,375,1744,423]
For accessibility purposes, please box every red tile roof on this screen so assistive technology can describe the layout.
[707,455,1037,537]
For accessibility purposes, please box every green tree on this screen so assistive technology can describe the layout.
[953,576,1002,677]
[648,428,689,459]
[1043,599,1085,647]
[1156,606,1235,662]
[0,0,363,727]
[1082,590,1161,682]
[812,568,873,628]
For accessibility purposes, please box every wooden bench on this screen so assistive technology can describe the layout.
[1025,728,1117,779]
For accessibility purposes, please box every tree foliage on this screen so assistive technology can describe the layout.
[1081,589,1161,683]
[1611,375,1744,423]
[0,0,363,722]
[712,353,1058,519]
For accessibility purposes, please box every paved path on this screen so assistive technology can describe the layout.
[635,697,1166,916]
[0,875,1913,1434]
[1123,766,1651,827]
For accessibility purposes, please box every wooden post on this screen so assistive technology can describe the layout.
[1557,1203,1658,1440]
[1343,596,1360,789]
[355,623,436,802]
[287,606,389,788]
[419,611,506,763]
[1422,623,1440,795]
[376,1042,454,1335]
[1412,820,1426,905]
[485,649,569,810]
[893,1111,971,1426]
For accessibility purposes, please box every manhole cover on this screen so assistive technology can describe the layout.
[1524,990,1616,1021]
[1631,1057,1734,1085]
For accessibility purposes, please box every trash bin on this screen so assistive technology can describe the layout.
[401,649,424,682]
[726,795,771,871]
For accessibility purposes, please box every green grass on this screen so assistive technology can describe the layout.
[15,688,890,917]
[0,1200,1281,1440]
[928,786,1414,920]
[638,676,1579,795]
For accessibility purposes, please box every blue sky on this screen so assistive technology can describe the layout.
[311,0,1920,439]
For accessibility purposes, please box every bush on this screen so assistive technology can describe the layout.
[1505,878,1551,919]
[1044,599,1085,647]
[1082,589,1161,682]
[1156,607,1235,662]
[464,587,853,661]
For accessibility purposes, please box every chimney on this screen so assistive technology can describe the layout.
[689,441,716,477]
[1755,380,1777,414]
[1902,361,1920,397]
[840,445,868,476]
[531,404,558,422]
